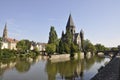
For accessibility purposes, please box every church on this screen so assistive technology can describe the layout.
[61,14,84,50]
[1,23,18,50]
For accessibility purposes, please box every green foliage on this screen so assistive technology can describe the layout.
[110,47,118,51]
[95,44,107,51]
[64,30,73,44]
[0,37,2,50]
[46,44,56,55]
[118,45,120,50]
[58,30,79,56]
[48,26,58,44]
[83,39,96,53]
[58,40,65,54]
[64,43,70,54]
[48,26,59,54]
[0,49,16,59]
[16,40,31,52]
[71,43,79,53]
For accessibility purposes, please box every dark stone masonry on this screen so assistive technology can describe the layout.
[91,57,120,80]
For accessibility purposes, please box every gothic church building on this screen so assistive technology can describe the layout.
[61,14,84,50]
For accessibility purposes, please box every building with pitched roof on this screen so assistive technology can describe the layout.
[1,23,18,50]
[30,41,46,51]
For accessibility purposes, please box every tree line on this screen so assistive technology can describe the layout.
[45,26,111,57]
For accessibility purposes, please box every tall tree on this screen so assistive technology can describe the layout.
[0,37,2,50]
[58,40,65,54]
[48,26,58,44]
[64,30,73,45]
[47,26,58,54]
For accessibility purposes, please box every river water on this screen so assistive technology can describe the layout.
[0,55,110,80]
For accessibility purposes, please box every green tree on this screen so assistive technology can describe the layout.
[64,30,73,44]
[58,40,65,54]
[83,39,96,53]
[111,47,118,51]
[95,44,106,51]
[118,45,120,50]
[46,43,56,55]
[48,26,59,54]
[59,30,73,54]
[48,26,58,44]
[71,43,79,53]
[64,43,70,54]
[16,40,31,52]
[70,43,79,57]
[0,37,2,50]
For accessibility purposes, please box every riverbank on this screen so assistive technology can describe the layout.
[91,57,120,80]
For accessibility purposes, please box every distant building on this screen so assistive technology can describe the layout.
[61,14,84,50]
[30,41,46,51]
[1,23,18,50]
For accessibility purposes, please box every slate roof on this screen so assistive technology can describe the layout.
[74,33,79,39]
[66,14,75,28]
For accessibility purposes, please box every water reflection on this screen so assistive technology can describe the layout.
[45,55,105,80]
[0,55,109,80]
[15,59,31,73]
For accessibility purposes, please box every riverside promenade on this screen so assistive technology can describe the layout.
[91,57,120,80]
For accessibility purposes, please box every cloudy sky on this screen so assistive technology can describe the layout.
[0,0,120,47]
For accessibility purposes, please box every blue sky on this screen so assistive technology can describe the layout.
[0,0,120,47]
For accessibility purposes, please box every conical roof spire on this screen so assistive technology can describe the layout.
[80,29,84,34]
[3,23,8,39]
[66,14,75,28]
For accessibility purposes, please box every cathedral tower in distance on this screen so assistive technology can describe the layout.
[2,23,8,40]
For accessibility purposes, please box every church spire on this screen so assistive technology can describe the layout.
[66,14,75,28]
[3,23,8,39]
[66,14,76,34]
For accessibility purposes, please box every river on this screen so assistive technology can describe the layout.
[0,55,110,80]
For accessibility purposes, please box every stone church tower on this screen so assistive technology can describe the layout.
[61,14,84,50]
[2,23,8,41]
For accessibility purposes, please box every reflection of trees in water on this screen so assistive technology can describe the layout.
[15,59,31,73]
[0,56,41,76]
[45,59,86,80]
[0,67,5,76]
[0,58,16,76]
[45,56,105,80]
[45,60,57,80]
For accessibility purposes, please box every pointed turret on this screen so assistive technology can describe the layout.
[80,29,84,37]
[80,29,84,52]
[66,14,76,34]
[3,23,8,39]
[62,30,64,37]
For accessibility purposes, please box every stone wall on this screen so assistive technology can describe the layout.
[50,52,85,63]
